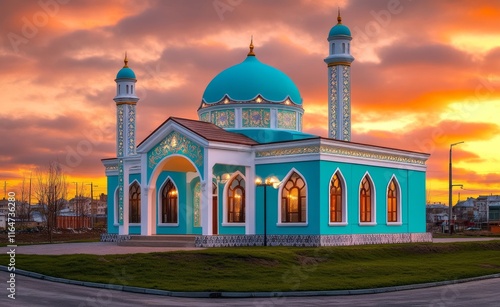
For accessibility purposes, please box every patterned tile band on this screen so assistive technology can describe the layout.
[342,66,351,141]
[329,66,338,139]
[256,145,426,165]
[117,105,124,157]
[118,159,124,224]
[148,131,204,171]
[242,108,271,128]
[127,106,136,155]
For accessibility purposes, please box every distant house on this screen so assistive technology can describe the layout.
[454,198,477,222]
[426,203,449,223]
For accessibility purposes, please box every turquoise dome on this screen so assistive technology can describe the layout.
[116,67,136,79]
[329,23,351,37]
[202,55,302,105]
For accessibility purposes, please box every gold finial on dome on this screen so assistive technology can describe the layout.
[123,52,129,68]
[248,36,255,56]
[337,7,342,24]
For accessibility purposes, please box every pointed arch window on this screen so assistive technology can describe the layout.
[360,175,374,223]
[227,175,245,223]
[129,182,141,223]
[126,84,129,94]
[281,171,307,223]
[330,172,345,223]
[161,179,178,223]
[387,178,399,223]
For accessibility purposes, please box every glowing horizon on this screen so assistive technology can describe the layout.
[1,1,499,206]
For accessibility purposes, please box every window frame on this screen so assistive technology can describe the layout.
[359,173,376,226]
[386,176,402,225]
[129,180,141,225]
[278,169,308,226]
[222,171,246,226]
[329,169,347,226]
[157,177,179,226]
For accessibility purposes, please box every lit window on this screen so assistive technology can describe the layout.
[161,179,178,223]
[387,178,399,223]
[281,172,306,223]
[129,182,141,223]
[360,175,373,223]
[330,172,344,223]
[227,175,245,223]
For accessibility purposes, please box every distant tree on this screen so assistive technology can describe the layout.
[33,162,68,243]
[17,176,33,225]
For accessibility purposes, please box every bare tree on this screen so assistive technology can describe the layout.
[17,176,33,225]
[34,162,68,243]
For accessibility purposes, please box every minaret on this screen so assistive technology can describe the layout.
[324,10,354,141]
[114,53,139,157]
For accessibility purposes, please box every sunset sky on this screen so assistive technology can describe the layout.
[1,0,499,205]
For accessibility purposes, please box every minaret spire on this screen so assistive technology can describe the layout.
[325,9,354,141]
[123,52,129,68]
[248,36,255,56]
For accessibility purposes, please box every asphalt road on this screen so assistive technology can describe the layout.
[1,271,499,306]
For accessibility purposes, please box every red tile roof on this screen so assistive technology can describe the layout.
[138,117,258,147]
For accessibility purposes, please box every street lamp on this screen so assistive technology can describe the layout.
[449,141,464,235]
[255,176,279,246]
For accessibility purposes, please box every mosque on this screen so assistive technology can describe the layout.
[102,14,432,247]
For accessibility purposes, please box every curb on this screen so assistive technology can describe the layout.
[1,266,499,298]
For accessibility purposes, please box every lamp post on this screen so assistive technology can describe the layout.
[255,176,279,246]
[449,141,464,235]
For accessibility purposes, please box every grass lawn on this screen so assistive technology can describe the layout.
[2,241,500,292]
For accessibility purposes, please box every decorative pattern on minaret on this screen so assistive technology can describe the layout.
[342,66,351,140]
[118,159,124,224]
[127,106,136,155]
[329,67,338,139]
[117,106,124,157]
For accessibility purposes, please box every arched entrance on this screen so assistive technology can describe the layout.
[142,154,201,236]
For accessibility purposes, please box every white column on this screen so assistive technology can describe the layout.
[119,163,130,235]
[245,165,255,235]
[201,160,214,235]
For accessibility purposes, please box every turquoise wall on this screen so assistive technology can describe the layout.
[155,171,188,235]
[215,164,246,235]
[408,170,427,233]
[106,175,118,234]
[255,160,427,236]
[255,161,321,235]
[106,160,426,236]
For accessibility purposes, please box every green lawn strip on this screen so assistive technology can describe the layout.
[2,241,500,292]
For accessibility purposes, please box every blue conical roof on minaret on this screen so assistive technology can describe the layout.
[329,9,351,37]
[116,53,136,79]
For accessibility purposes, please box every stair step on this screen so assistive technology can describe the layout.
[118,240,195,247]
[128,235,196,241]
[117,235,197,247]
